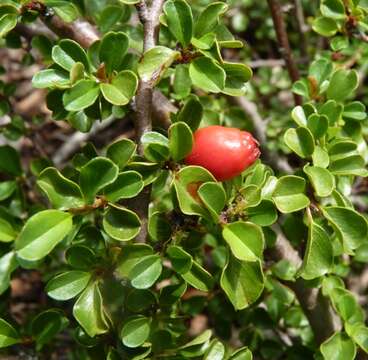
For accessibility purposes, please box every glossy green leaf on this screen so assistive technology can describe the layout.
[37,167,84,210]
[141,131,170,163]
[67,111,92,133]
[312,17,338,37]
[100,70,138,106]
[52,39,89,72]
[66,245,96,270]
[301,221,333,280]
[104,171,144,201]
[176,95,203,131]
[284,127,315,158]
[307,114,329,139]
[346,323,368,353]
[272,176,310,213]
[321,332,356,360]
[322,206,368,252]
[194,2,228,37]
[32,68,70,89]
[106,138,136,169]
[31,309,69,350]
[167,245,193,274]
[103,205,141,241]
[291,106,307,126]
[16,210,73,261]
[116,244,153,278]
[70,62,85,84]
[0,252,17,295]
[0,318,20,348]
[191,33,216,50]
[148,212,171,242]
[204,339,225,360]
[312,146,330,168]
[189,57,226,93]
[198,182,226,221]
[159,282,187,306]
[138,46,179,84]
[343,101,366,121]
[99,31,129,75]
[247,200,278,227]
[222,221,264,262]
[222,62,252,96]
[327,69,359,102]
[73,282,109,337]
[309,58,333,85]
[0,181,15,202]
[320,99,343,125]
[320,0,346,19]
[174,64,192,99]
[241,185,262,207]
[182,261,214,291]
[304,165,335,197]
[44,0,79,22]
[230,347,253,360]
[121,316,151,348]
[221,254,264,310]
[169,121,193,161]
[79,157,119,203]
[174,166,216,218]
[46,271,91,300]
[329,155,368,177]
[0,14,17,38]
[0,219,16,243]
[63,80,100,112]
[128,255,162,289]
[164,0,193,46]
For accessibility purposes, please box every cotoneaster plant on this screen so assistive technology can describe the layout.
[0,0,367,359]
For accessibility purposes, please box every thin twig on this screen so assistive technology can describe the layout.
[41,16,99,48]
[267,0,302,105]
[293,0,309,59]
[132,0,166,243]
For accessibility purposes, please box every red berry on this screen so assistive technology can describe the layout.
[185,126,260,181]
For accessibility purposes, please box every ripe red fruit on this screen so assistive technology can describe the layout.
[185,126,260,181]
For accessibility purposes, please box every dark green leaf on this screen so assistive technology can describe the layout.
[284,127,315,158]
[222,221,264,262]
[169,121,193,161]
[301,221,333,279]
[104,171,144,201]
[189,57,226,93]
[100,70,138,106]
[220,254,264,310]
[99,31,129,75]
[0,318,20,348]
[79,157,119,203]
[63,80,100,112]
[272,176,310,213]
[37,167,84,210]
[73,282,110,337]
[16,210,73,261]
[103,204,141,241]
[128,254,162,289]
[106,138,136,169]
[46,271,91,300]
[322,206,368,252]
[164,0,193,46]
[120,316,151,348]
[52,39,89,72]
